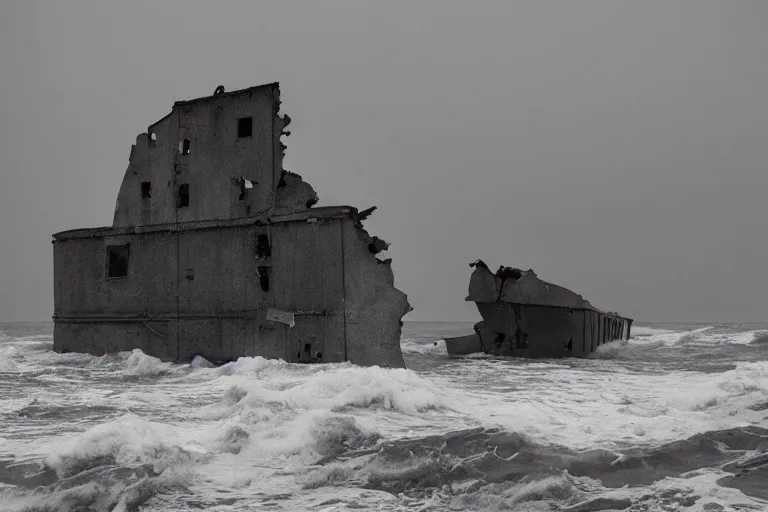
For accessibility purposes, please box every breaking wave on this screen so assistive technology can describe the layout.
[2,322,768,510]
[299,425,768,510]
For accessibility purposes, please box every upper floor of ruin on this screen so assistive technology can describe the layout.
[112,82,318,227]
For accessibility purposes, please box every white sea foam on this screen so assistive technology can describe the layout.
[43,413,210,478]
[400,338,447,354]
[430,357,768,450]
[2,323,768,511]
[631,326,678,337]
[121,349,176,376]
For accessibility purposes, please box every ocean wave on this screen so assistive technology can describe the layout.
[716,361,768,396]
[2,345,181,378]
[1,464,191,512]
[301,425,768,509]
[593,325,768,363]
[2,413,203,512]
[401,338,447,355]
[4,323,768,510]
[210,359,447,415]
[44,413,209,478]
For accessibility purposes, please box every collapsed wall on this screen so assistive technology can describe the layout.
[53,83,411,368]
[457,260,632,358]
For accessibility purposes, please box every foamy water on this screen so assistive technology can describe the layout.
[1,322,767,511]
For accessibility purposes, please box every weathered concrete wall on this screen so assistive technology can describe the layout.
[342,218,410,368]
[444,332,484,356]
[56,82,410,368]
[113,84,290,227]
[53,232,178,315]
[53,210,408,367]
[466,261,631,358]
[474,302,631,359]
[113,111,180,227]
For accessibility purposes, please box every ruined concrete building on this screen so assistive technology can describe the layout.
[444,260,632,358]
[52,83,411,367]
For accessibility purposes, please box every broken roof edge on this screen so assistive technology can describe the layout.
[143,82,281,132]
[467,260,632,320]
[52,205,359,241]
[173,82,279,108]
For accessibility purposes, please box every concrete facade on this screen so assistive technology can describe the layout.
[446,261,632,358]
[53,83,410,367]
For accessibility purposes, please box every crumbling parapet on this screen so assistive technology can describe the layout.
[342,217,411,368]
[274,170,319,213]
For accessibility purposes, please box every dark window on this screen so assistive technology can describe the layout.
[106,244,130,278]
[238,117,253,138]
[257,265,270,292]
[515,331,529,349]
[256,234,271,259]
[180,138,191,155]
[141,181,151,199]
[177,184,189,208]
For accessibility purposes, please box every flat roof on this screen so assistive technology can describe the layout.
[52,205,357,242]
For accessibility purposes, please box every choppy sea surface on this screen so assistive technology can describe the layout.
[1,321,768,511]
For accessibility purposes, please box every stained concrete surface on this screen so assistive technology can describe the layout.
[53,83,410,367]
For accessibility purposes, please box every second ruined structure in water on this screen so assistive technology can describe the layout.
[444,260,632,358]
[52,82,411,368]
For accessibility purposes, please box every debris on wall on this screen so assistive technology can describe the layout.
[358,206,377,222]
[368,236,390,255]
[275,170,319,212]
[266,308,296,328]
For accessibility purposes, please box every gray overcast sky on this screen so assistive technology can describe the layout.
[1,1,767,323]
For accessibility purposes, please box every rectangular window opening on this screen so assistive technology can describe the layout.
[257,265,271,292]
[177,184,189,208]
[238,117,253,138]
[106,244,130,278]
[256,234,271,259]
[141,181,151,199]
[516,333,529,350]
[180,138,191,155]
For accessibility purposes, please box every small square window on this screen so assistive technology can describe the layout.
[238,117,253,138]
[106,244,130,278]
[177,183,189,208]
[141,181,151,199]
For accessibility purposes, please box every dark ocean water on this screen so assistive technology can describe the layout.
[1,321,767,511]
